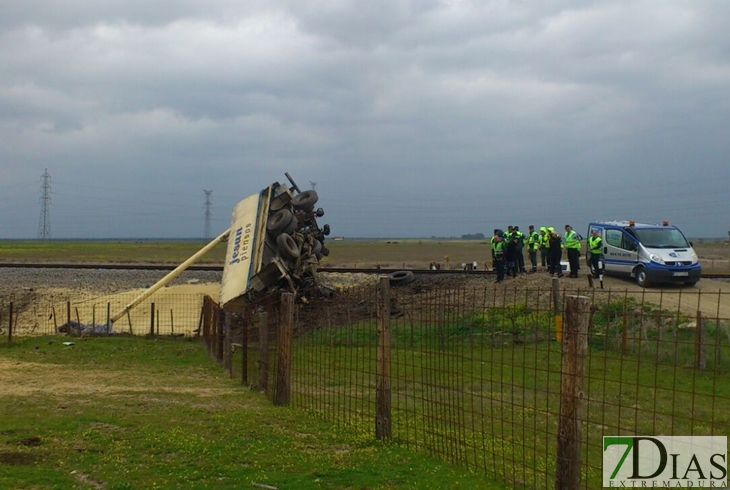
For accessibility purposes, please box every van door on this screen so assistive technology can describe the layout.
[603,227,640,276]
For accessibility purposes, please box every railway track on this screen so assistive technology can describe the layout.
[1,262,729,280]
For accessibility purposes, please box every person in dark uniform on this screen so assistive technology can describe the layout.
[548,231,564,277]
[512,226,527,273]
[527,225,540,273]
[491,231,506,283]
[505,234,521,278]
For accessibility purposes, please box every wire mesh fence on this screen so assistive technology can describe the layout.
[6,276,728,488]
[1,289,208,338]
[204,279,730,489]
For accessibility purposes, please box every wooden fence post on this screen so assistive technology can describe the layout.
[376,276,392,440]
[242,307,250,386]
[202,297,210,341]
[552,277,562,342]
[150,302,155,336]
[696,311,706,370]
[224,311,232,377]
[258,312,269,392]
[216,307,225,363]
[275,293,295,405]
[556,295,590,490]
[7,302,13,344]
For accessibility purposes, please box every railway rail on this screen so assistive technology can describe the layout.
[1,262,729,280]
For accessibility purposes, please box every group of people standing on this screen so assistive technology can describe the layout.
[490,224,600,283]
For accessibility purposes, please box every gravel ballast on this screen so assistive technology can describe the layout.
[0,267,223,297]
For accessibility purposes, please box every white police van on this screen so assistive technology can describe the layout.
[586,221,701,287]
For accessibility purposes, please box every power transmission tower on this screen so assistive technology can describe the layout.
[37,168,52,240]
[204,190,213,239]
[309,181,317,191]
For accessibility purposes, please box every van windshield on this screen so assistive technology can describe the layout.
[633,228,690,249]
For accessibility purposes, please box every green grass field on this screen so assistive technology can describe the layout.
[0,240,229,264]
[273,319,730,488]
[0,336,508,490]
[1,238,727,271]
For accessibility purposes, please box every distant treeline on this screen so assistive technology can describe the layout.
[460,233,486,240]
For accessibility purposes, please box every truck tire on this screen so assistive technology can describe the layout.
[277,233,300,260]
[389,270,415,286]
[635,267,650,288]
[312,240,323,260]
[267,209,297,236]
[292,190,318,212]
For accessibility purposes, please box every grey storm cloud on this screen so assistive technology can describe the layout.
[1,0,729,239]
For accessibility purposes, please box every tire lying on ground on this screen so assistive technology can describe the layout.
[388,270,415,286]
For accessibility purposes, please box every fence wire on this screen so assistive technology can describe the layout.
[213,282,730,489]
[1,290,208,337]
[12,279,726,489]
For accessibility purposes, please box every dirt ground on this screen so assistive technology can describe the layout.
[461,271,730,321]
[3,283,221,337]
[4,270,730,337]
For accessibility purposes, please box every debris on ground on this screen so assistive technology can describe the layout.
[57,321,116,335]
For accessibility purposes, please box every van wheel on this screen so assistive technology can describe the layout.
[635,267,650,288]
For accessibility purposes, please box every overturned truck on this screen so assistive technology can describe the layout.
[109,173,330,325]
[220,173,331,311]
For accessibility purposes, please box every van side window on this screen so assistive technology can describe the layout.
[622,228,639,250]
[605,229,623,248]
[606,229,636,251]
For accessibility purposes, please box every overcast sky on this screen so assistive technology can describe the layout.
[1,1,728,240]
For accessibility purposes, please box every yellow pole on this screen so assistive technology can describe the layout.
[555,314,563,343]
[552,277,562,342]
[109,229,230,324]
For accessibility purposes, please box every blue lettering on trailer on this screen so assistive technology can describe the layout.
[228,224,253,265]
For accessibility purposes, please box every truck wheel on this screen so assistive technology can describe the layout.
[389,270,415,286]
[277,233,300,260]
[312,240,323,260]
[635,267,650,288]
[292,190,318,212]
[267,209,297,236]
